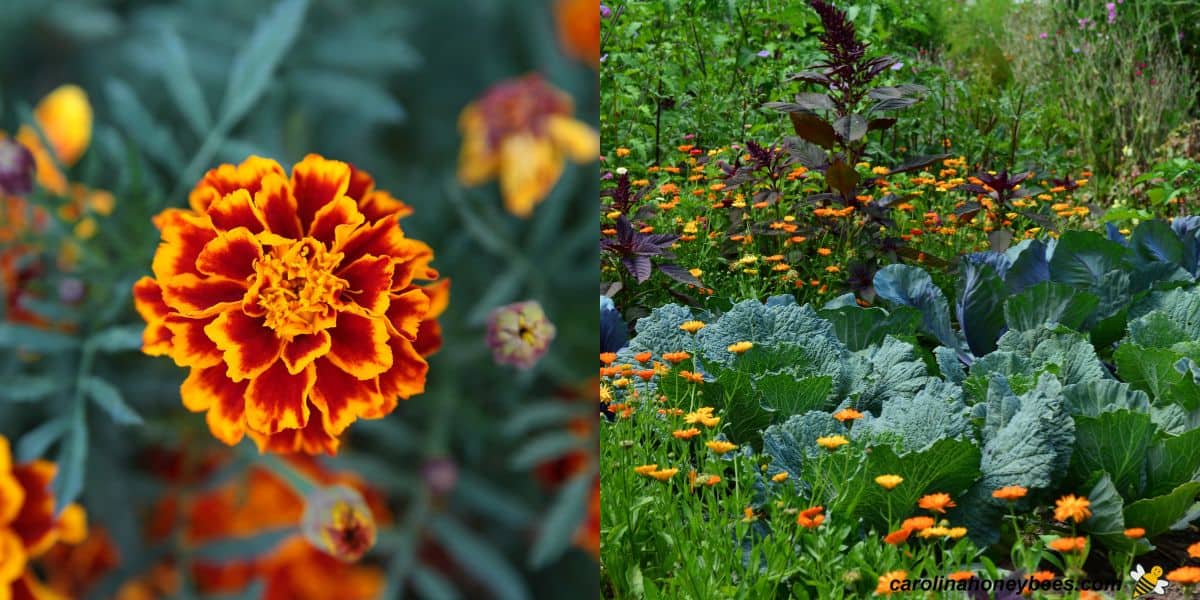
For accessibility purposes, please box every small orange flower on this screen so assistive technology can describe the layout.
[648,468,678,482]
[599,352,617,365]
[727,341,754,354]
[796,506,824,529]
[662,351,691,364]
[875,475,903,490]
[672,428,702,440]
[883,528,912,545]
[1053,494,1092,524]
[1188,541,1200,558]
[633,464,658,476]
[135,155,445,455]
[706,440,738,454]
[634,351,652,363]
[703,475,721,486]
[1031,571,1055,583]
[678,370,704,383]
[458,74,598,217]
[991,486,1027,501]
[771,472,789,483]
[832,408,864,422]
[1047,536,1087,553]
[900,516,935,531]
[918,493,956,514]
[1166,566,1200,585]
[1123,528,1145,539]
[876,570,907,596]
[946,571,974,582]
[918,526,950,539]
[635,369,656,382]
[684,407,720,428]
[817,247,832,256]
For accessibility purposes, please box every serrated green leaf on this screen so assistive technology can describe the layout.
[159,28,212,138]
[81,376,143,425]
[105,79,185,172]
[52,404,87,515]
[0,376,66,402]
[220,0,310,126]
[86,325,145,353]
[528,471,593,568]
[16,418,68,462]
[429,516,531,600]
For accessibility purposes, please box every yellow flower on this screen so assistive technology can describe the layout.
[727,341,754,354]
[706,440,738,454]
[1053,494,1091,524]
[16,84,93,194]
[648,468,678,481]
[876,570,907,596]
[946,527,967,539]
[679,320,706,333]
[918,526,950,539]
[673,428,702,440]
[771,472,789,483]
[875,474,903,490]
[684,407,720,428]
[816,435,849,451]
[633,464,658,476]
[457,74,598,217]
[832,408,864,422]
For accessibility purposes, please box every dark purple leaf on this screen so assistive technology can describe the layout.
[658,263,702,287]
[867,117,897,132]
[868,96,920,113]
[794,92,836,111]
[625,255,652,283]
[788,113,837,149]
[890,153,951,175]
[825,159,859,199]
[833,114,867,143]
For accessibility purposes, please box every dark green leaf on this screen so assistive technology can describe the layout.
[81,376,143,425]
[508,433,586,470]
[429,516,531,600]
[159,28,212,137]
[528,472,593,568]
[220,0,310,125]
[0,376,66,403]
[1003,282,1099,332]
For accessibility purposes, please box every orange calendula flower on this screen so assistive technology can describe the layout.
[134,155,446,455]
[301,485,376,562]
[1188,541,1200,559]
[816,435,849,451]
[679,320,706,333]
[918,493,956,514]
[678,370,704,383]
[634,351,652,363]
[457,74,598,217]
[662,351,691,364]
[633,464,658,476]
[946,527,967,539]
[883,528,912,545]
[796,506,824,529]
[727,341,754,354]
[901,516,935,531]
[648,468,678,481]
[1167,566,1200,585]
[771,472,789,483]
[947,571,974,582]
[555,0,600,66]
[673,428,702,440]
[0,434,88,597]
[875,474,903,490]
[1047,536,1087,553]
[1031,571,1055,583]
[1123,527,1145,539]
[1053,494,1092,523]
[684,407,719,428]
[918,526,950,539]
[832,408,863,422]
[876,570,907,596]
[599,352,617,365]
[991,485,1027,501]
[706,440,738,454]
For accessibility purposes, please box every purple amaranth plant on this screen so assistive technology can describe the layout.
[600,215,699,286]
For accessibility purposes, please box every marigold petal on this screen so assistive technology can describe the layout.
[421,278,450,319]
[337,255,394,316]
[336,217,404,268]
[11,461,57,556]
[345,164,375,202]
[247,408,340,455]
[281,331,332,375]
[546,114,599,162]
[163,315,222,368]
[56,503,87,544]
[385,288,430,340]
[160,273,246,316]
[388,239,437,290]
[413,318,442,357]
[308,195,365,247]
[311,359,381,434]
[255,173,302,239]
[376,335,427,401]
[0,528,26,586]
[291,154,351,233]
[204,311,284,381]
[195,227,263,282]
[244,361,314,434]
[133,277,173,356]
[180,365,249,445]
[499,134,563,217]
[206,189,266,233]
[189,156,285,212]
[326,313,392,380]
[151,210,216,280]
[359,190,413,223]
[0,471,24,530]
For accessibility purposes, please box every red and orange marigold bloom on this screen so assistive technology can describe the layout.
[0,434,88,598]
[457,74,598,217]
[134,154,448,455]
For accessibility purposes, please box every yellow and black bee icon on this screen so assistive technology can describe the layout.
[1130,564,1169,597]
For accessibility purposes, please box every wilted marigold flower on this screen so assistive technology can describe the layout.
[1054,494,1092,523]
[706,440,737,454]
[134,155,446,455]
[457,74,598,217]
[875,474,903,490]
[487,300,556,369]
[918,493,956,514]
[679,320,706,333]
[992,485,1027,501]
[816,435,849,451]
[727,341,754,354]
[301,485,376,562]
[833,408,864,422]
[796,506,824,529]
[0,138,34,196]
[1047,536,1087,553]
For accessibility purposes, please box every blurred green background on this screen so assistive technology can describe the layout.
[0,0,598,598]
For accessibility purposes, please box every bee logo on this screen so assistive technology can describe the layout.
[1130,564,1169,597]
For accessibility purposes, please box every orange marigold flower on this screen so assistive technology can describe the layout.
[633,464,658,476]
[678,370,704,384]
[918,493,956,514]
[1167,566,1200,585]
[706,440,738,454]
[634,351,652,363]
[0,434,88,596]
[662,351,691,364]
[817,247,832,256]
[796,506,824,529]
[648,468,678,481]
[457,74,598,217]
[135,155,447,455]
[947,571,974,582]
[832,408,864,422]
[883,528,912,545]
[901,516,935,531]
[635,369,655,382]
[875,475,903,490]
[599,352,617,365]
[673,428,702,440]
[1031,571,1055,583]
[876,570,907,595]
[1188,541,1200,558]
[1047,536,1087,553]
[1054,494,1092,523]
[992,485,1027,501]
[1123,527,1145,539]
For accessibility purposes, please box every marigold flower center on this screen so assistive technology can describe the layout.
[255,239,348,338]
